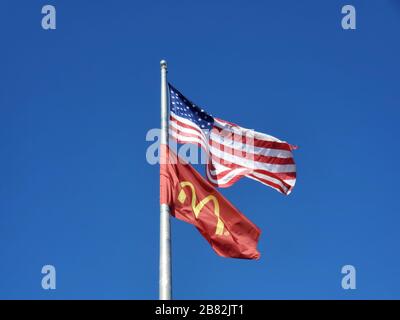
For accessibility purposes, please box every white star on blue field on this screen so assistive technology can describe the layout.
[169,84,214,131]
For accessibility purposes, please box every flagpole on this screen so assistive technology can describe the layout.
[159,59,172,300]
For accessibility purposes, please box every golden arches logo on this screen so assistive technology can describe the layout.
[178,181,225,236]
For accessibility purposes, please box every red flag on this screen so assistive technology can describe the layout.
[160,145,261,259]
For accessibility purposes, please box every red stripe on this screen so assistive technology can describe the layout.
[169,126,207,144]
[170,136,206,151]
[212,126,292,151]
[169,126,211,156]
[208,139,295,165]
[208,151,295,175]
[247,173,290,194]
[206,164,288,194]
[170,114,205,137]
[264,170,296,181]
[207,164,251,183]
[207,154,294,190]
[209,168,292,193]
[206,164,246,187]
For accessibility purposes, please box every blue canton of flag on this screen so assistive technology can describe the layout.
[169,84,214,131]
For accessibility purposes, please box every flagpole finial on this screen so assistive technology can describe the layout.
[160,60,167,69]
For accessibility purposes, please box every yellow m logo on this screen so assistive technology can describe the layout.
[178,181,225,236]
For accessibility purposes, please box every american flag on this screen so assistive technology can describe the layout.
[168,84,297,195]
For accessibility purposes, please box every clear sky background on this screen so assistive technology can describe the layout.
[1,0,400,299]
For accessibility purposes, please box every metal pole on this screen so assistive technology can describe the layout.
[159,59,172,300]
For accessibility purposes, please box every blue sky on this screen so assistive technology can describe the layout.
[1,0,400,299]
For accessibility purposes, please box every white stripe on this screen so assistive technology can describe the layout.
[208,161,231,174]
[279,176,296,187]
[209,132,293,158]
[208,163,251,178]
[209,145,296,173]
[171,112,209,137]
[247,172,290,192]
[246,175,285,193]
[207,169,289,194]
[206,168,241,186]
[208,162,291,193]
[206,166,289,194]
[214,118,284,143]
[169,130,208,150]
[170,119,207,141]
